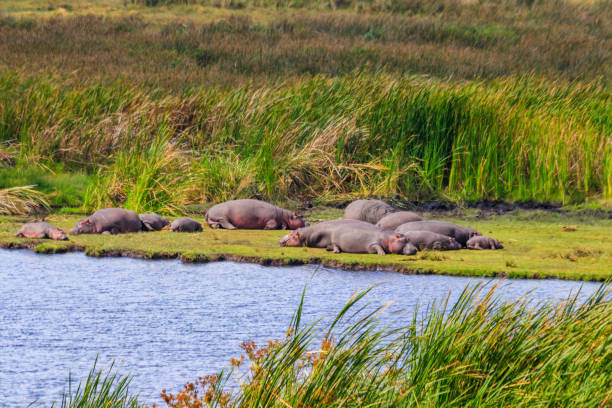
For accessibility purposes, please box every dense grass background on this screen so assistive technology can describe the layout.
[52,283,612,407]
[0,0,609,211]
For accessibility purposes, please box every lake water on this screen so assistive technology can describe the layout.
[0,249,602,407]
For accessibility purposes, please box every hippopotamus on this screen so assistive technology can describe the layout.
[344,200,397,224]
[279,219,377,248]
[139,213,170,231]
[169,217,202,232]
[206,199,307,230]
[395,220,480,247]
[70,208,144,235]
[375,211,424,230]
[328,223,417,255]
[15,222,68,240]
[397,230,461,251]
[466,235,503,250]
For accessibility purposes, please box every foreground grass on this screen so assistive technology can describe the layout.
[2,211,611,280]
[52,283,612,407]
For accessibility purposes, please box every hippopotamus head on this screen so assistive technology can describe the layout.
[279,230,303,247]
[386,233,411,254]
[70,217,96,235]
[49,228,68,240]
[286,212,308,230]
[433,237,462,251]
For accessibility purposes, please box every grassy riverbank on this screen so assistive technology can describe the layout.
[2,210,611,280]
[53,283,612,408]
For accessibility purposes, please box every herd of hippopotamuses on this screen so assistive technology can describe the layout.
[15,199,502,255]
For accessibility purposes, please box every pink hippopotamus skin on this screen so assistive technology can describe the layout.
[70,208,144,235]
[344,200,398,224]
[15,222,67,240]
[206,199,307,230]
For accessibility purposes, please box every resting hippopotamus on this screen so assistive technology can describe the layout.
[328,224,417,255]
[15,222,67,240]
[139,213,169,231]
[344,200,397,224]
[169,217,202,232]
[398,230,461,251]
[206,199,307,230]
[279,219,377,248]
[466,235,503,250]
[375,211,424,230]
[395,220,480,247]
[70,208,144,235]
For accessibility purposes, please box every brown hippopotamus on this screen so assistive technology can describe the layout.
[206,199,307,230]
[344,199,397,224]
[397,230,462,251]
[169,217,202,232]
[279,219,377,248]
[395,220,480,247]
[70,208,144,235]
[15,222,68,240]
[466,235,503,250]
[375,211,424,230]
[139,213,170,231]
[328,223,417,255]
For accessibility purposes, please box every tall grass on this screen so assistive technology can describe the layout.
[0,72,609,210]
[0,185,50,215]
[160,282,612,407]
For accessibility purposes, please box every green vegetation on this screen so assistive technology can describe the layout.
[52,283,612,407]
[2,211,611,280]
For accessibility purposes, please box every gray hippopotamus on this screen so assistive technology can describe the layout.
[344,200,397,224]
[279,219,377,248]
[15,222,67,240]
[395,220,480,247]
[397,230,462,251]
[139,213,169,231]
[466,235,503,250]
[328,223,417,255]
[206,199,307,230]
[375,211,424,230]
[169,217,203,232]
[70,208,144,235]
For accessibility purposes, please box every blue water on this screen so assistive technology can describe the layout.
[0,249,602,407]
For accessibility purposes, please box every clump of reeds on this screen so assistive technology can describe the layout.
[160,282,611,407]
[0,185,50,215]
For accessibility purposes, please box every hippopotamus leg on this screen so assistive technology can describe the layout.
[264,219,280,230]
[208,216,236,230]
[368,244,386,255]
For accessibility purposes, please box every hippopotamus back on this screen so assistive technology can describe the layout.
[399,230,461,251]
[376,211,424,230]
[70,208,144,235]
[344,200,397,224]
[206,199,306,230]
[395,221,480,246]
[169,217,203,232]
[139,213,170,231]
[15,222,67,240]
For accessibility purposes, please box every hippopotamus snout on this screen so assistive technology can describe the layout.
[49,229,68,240]
[279,231,302,247]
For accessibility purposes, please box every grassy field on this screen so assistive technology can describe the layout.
[2,210,611,280]
[51,283,612,408]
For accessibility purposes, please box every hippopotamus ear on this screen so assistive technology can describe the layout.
[292,212,298,218]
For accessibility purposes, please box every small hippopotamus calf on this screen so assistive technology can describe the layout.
[15,222,67,240]
[399,231,462,251]
[169,217,203,232]
[329,224,417,255]
[466,235,503,250]
[139,213,170,231]
[344,199,397,224]
[375,211,424,231]
[206,199,307,230]
[70,208,144,235]
[279,219,377,248]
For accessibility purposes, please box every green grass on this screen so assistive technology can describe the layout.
[2,211,611,280]
[51,282,612,408]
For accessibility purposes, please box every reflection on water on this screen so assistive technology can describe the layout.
[0,249,600,407]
